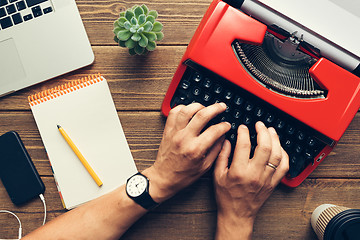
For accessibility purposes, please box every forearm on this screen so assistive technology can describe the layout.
[22,103,229,240]
[22,165,176,240]
[23,184,147,240]
[215,213,254,240]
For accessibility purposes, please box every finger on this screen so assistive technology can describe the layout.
[175,103,205,130]
[164,105,185,134]
[197,121,231,151]
[230,125,251,171]
[271,148,289,186]
[186,102,227,135]
[202,136,226,172]
[252,121,272,167]
[264,127,282,179]
[214,140,231,179]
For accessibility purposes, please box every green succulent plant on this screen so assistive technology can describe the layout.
[113,4,164,55]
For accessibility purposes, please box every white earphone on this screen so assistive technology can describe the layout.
[0,194,46,240]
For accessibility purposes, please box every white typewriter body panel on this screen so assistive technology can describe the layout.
[241,0,360,73]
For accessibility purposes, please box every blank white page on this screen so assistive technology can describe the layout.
[256,0,360,59]
[29,75,137,209]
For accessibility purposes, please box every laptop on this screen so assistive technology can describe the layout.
[0,0,94,97]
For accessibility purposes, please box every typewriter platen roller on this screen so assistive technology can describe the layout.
[161,0,360,187]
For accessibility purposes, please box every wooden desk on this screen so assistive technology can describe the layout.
[1,0,360,239]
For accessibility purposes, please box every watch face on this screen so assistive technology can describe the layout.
[126,174,148,197]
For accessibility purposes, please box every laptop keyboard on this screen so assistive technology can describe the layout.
[170,64,333,178]
[0,0,53,30]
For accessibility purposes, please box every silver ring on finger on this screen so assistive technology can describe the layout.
[266,162,277,170]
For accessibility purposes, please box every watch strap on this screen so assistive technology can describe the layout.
[134,189,159,210]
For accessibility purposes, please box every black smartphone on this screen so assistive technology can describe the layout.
[0,131,45,205]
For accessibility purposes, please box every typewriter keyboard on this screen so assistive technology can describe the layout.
[170,66,329,178]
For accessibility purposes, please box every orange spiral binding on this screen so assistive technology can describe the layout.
[28,73,103,106]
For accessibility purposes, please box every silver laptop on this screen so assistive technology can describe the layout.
[0,0,94,97]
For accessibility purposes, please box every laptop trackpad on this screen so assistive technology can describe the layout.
[0,38,26,89]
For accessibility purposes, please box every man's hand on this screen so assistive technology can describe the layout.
[143,102,231,203]
[214,122,289,240]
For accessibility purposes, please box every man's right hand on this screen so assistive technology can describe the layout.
[213,122,289,240]
[143,102,231,203]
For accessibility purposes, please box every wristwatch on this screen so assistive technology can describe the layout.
[126,172,159,210]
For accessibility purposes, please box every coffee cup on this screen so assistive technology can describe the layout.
[311,204,360,240]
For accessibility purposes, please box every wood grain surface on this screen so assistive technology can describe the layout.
[0,0,359,239]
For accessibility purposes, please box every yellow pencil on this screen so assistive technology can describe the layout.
[57,125,103,187]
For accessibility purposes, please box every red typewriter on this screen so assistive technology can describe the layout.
[161,0,360,187]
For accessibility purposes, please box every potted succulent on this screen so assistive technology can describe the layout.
[113,4,164,55]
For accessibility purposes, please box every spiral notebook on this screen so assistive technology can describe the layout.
[28,74,137,209]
